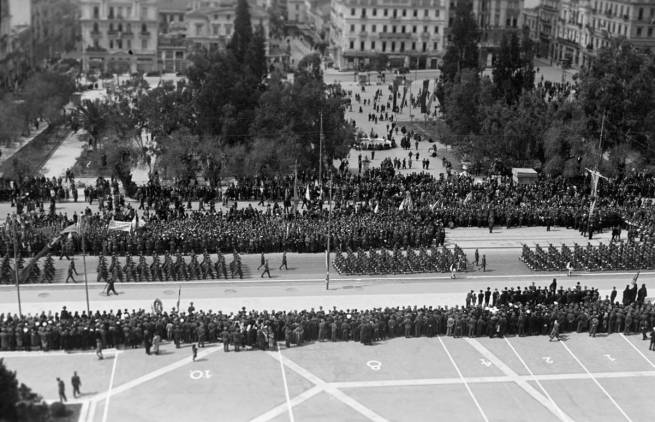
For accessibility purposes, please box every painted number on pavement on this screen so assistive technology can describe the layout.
[367,360,382,371]
[604,354,616,362]
[190,370,212,380]
[480,359,492,367]
[542,357,554,364]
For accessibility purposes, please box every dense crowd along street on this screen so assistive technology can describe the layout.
[2,170,655,260]
[1,282,653,352]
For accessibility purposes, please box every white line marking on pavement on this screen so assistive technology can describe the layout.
[78,400,89,422]
[277,347,295,422]
[504,338,573,422]
[560,341,633,422]
[86,400,97,422]
[466,338,574,422]
[250,386,323,422]
[266,350,388,422]
[620,334,655,369]
[90,346,219,404]
[0,349,122,358]
[101,352,118,422]
[439,338,489,422]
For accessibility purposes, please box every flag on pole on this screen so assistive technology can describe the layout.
[61,223,79,235]
[374,203,379,214]
[633,271,640,284]
[176,285,181,311]
[305,185,311,201]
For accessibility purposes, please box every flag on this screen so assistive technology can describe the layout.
[305,185,311,201]
[374,203,379,214]
[398,197,406,211]
[108,219,132,232]
[60,223,79,235]
[131,213,138,232]
[176,286,181,311]
[633,271,640,284]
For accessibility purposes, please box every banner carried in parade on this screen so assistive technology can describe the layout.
[108,219,132,232]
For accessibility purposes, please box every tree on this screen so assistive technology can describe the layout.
[228,0,253,63]
[0,359,20,421]
[440,0,481,82]
[492,28,535,104]
[246,24,268,81]
[73,100,108,150]
[0,253,12,284]
[443,70,482,136]
[577,40,655,165]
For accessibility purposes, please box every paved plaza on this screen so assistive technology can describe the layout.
[2,330,653,422]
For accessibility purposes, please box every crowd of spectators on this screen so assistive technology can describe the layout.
[1,282,653,352]
[2,170,655,257]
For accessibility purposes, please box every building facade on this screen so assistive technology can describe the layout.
[31,0,81,64]
[330,0,447,71]
[553,0,655,69]
[80,0,159,73]
[158,0,189,72]
[1,0,32,90]
[183,0,269,53]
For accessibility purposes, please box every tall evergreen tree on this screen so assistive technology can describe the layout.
[440,0,481,82]
[246,24,268,81]
[228,0,253,63]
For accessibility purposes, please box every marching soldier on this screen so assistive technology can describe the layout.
[279,251,288,271]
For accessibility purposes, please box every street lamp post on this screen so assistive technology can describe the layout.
[12,224,22,317]
[326,176,332,290]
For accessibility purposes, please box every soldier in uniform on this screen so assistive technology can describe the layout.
[261,259,271,278]
[279,251,288,271]
[65,258,78,283]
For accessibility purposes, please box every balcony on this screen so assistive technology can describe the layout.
[623,14,629,20]
[121,30,133,38]
[140,30,151,37]
[90,30,102,38]
[359,30,367,37]
[107,29,119,38]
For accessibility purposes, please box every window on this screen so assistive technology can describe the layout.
[371,41,376,50]
[360,41,365,50]
[109,23,114,32]
[649,27,654,37]
[392,25,396,33]
[361,24,366,31]
[513,17,517,27]
[109,40,114,49]
[214,14,218,19]
[127,39,131,49]
[413,9,417,17]
[411,41,416,50]
[401,25,405,33]
[373,8,377,16]
[349,40,354,49]
[400,41,404,51]
[141,6,147,19]
[227,14,231,20]
[225,24,232,34]
[195,23,203,36]
[402,9,406,17]
[424,9,428,17]
[434,26,439,34]
[351,8,355,16]
[117,39,122,49]
[412,25,417,33]
[93,22,99,32]
[127,23,131,33]
[506,18,511,26]
[142,39,148,49]
[350,24,355,32]
[422,42,426,52]
[383,25,387,32]
[391,41,395,52]
[433,42,437,50]
[382,41,386,52]
[637,26,643,36]
[435,9,440,18]
[109,7,114,19]
[638,8,643,20]
[372,24,376,32]
[393,9,397,18]
[118,23,123,32]
[93,6,99,19]
[424,26,428,32]
[384,8,388,16]
[213,24,219,35]
[361,8,366,17]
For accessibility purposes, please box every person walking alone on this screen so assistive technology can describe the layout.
[279,251,288,271]
[261,259,271,278]
[71,372,81,398]
[56,378,67,402]
[65,258,79,283]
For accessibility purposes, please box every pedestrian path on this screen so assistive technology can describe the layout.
[0,125,48,167]
[41,131,86,178]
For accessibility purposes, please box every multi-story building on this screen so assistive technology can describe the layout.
[1,0,32,90]
[520,0,559,59]
[330,0,447,71]
[460,0,524,66]
[184,0,269,53]
[80,0,159,73]
[31,0,81,64]
[158,0,190,72]
[553,0,655,68]
[288,0,307,22]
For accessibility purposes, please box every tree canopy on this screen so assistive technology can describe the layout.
[440,0,481,82]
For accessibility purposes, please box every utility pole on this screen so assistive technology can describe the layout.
[586,111,606,238]
[319,111,323,186]
[81,216,90,315]
[12,223,22,317]
[326,175,332,290]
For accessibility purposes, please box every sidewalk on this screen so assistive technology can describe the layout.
[0,125,48,167]
[41,131,86,178]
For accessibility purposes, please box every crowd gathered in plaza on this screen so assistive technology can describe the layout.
[2,171,655,262]
[0,281,653,352]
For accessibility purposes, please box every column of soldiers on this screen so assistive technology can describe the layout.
[95,250,242,283]
[521,241,655,272]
